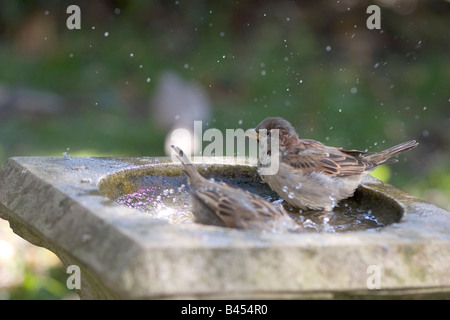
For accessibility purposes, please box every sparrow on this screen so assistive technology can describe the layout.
[245,117,419,211]
[170,145,302,232]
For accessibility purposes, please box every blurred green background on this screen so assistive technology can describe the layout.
[0,0,448,299]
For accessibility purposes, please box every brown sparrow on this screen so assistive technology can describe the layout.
[170,145,302,232]
[245,117,418,211]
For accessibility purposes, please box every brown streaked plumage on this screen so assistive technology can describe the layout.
[245,117,418,211]
[170,145,302,232]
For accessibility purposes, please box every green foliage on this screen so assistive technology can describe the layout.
[0,0,448,299]
[9,265,71,300]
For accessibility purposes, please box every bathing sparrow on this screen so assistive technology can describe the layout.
[170,145,302,232]
[245,117,418,211]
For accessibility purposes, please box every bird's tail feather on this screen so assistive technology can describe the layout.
[170,145,202,184]
[364,140,418,165]
[383,140,419,157]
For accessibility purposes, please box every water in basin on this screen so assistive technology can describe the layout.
[100,163,403,233]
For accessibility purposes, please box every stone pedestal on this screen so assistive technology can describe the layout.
[0,156,449,299]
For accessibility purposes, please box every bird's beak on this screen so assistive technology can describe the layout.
[244,128,259,140]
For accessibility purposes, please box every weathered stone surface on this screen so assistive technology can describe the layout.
[0,156,449,299]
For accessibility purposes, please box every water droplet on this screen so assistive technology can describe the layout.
[303,219,316,229]
[104,32,109,37]
[329,195,336,209]
[261,70,266,76]
[288,192,295,199]
[326,46,331,52]
[62,152,71,160]
[282,186,289,193]
[130,53,134,57]
[146,77,151,83]
[350,87,357,94]
[238,119,243,125]
[295,182,302,190]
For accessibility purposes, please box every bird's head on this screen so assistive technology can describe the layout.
[245,117,299,150]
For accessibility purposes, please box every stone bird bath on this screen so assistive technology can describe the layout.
[0,156,449,299]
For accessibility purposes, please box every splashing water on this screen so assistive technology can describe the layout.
[116,185,193,224]
[109,165,391,233]
[114,180,385,233]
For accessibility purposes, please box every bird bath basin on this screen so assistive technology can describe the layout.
[0,156,449,299]
[99,161,403,233]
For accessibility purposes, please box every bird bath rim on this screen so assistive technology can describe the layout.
[97,156,405,233]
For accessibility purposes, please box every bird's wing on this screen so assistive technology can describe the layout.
[193,184,286,229]
[284,139,368,177]
[337,147,371,158]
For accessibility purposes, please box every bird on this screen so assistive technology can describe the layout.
[170,144,303,232]
[245,117,419,211]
